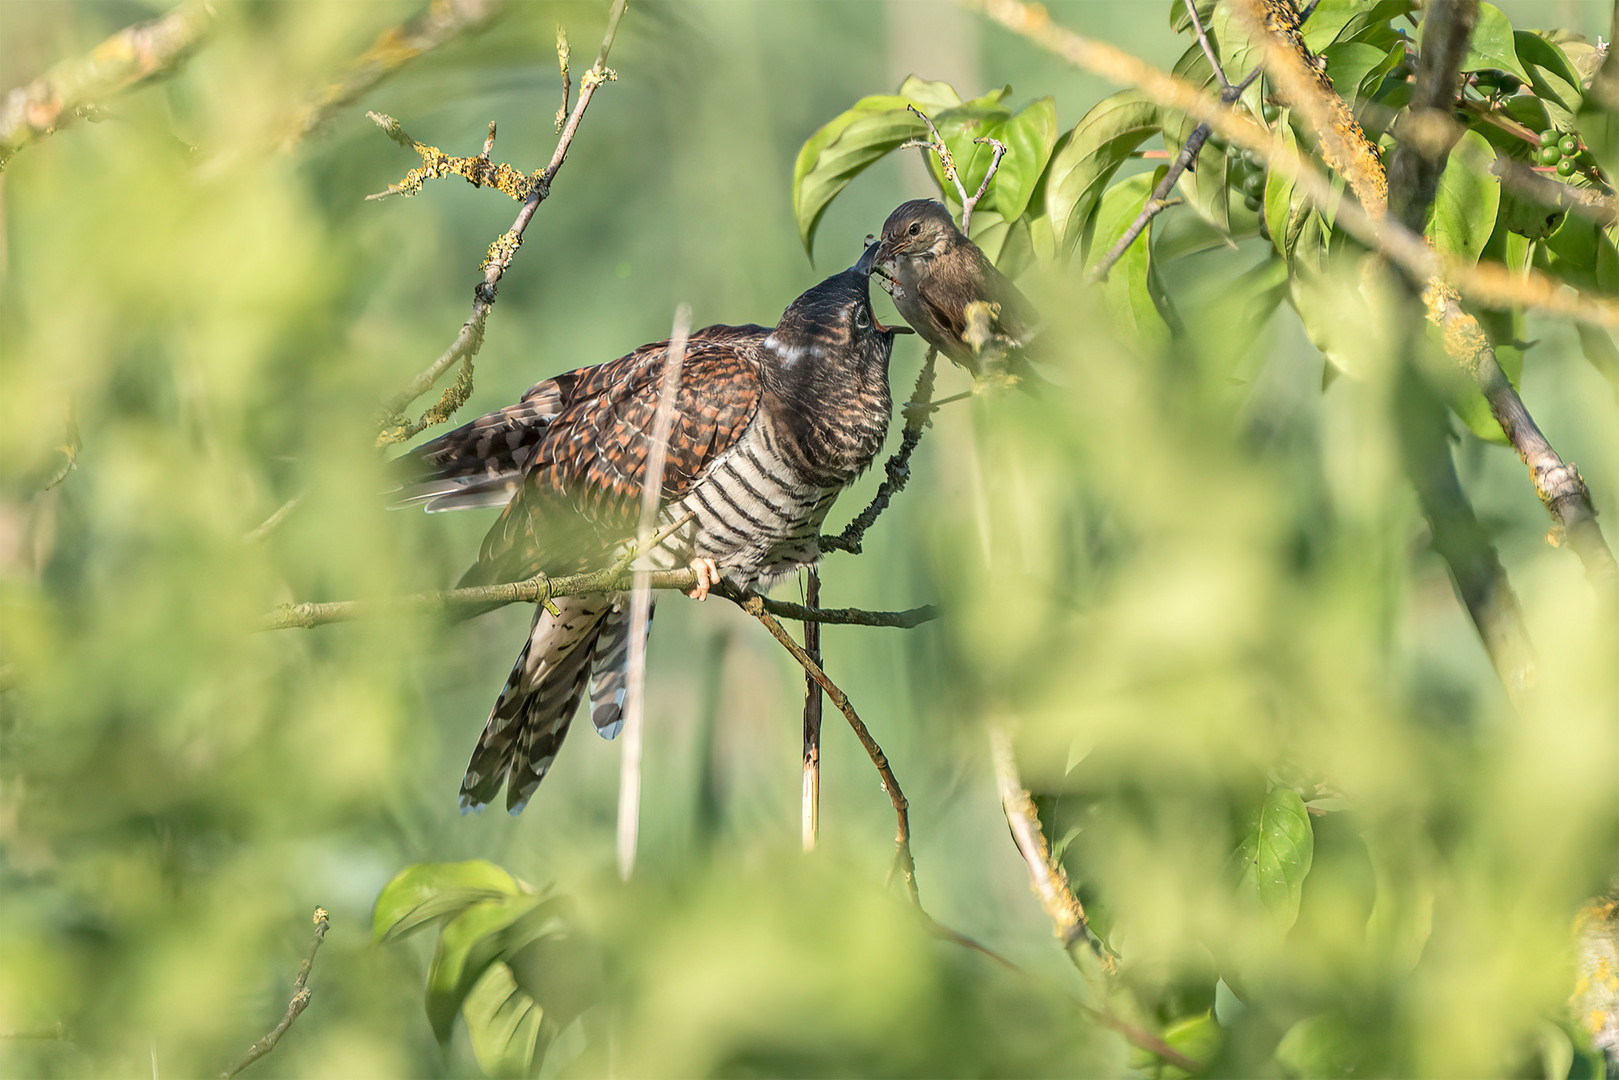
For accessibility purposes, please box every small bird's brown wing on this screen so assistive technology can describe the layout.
[462,325,767,585]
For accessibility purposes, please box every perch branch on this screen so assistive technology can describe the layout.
[803,569,824,851]
[0,1,215,170]
[282,0,505,150]
[821,349,939,554]
[261,570,938,631]
[554,26,572,132]
[221,908,329,1078]
[373,0,627,445]
[618,304,690,882]
[960,0,1618,329]
[732,595,920,906]
[989,727,1117,974]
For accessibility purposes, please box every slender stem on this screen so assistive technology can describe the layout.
[618,303,690,881]
[221,909,329,1078]
[1184,0,1232,91]
[802,570,823,852]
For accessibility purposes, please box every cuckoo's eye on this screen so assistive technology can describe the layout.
[854,307,871,329]
[908,222,922,237]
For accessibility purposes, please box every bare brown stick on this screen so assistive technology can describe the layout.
[989,727,1118,974]
[960,0,1618,329]
[282,0,505,150]
[246,491,304,543]
[802,569,824,851]
[618,304,690,881]
[732,594,919,906]
[374,0,628,444]
[221,908,329,1078]
[0,1,215,170]
[821,349,939,555]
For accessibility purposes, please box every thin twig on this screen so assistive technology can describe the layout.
[802,569,824,851]
[732,595,920,906]
[221,908,329,1078]
[282,0,504,149]
[905,107,1007,235]
[618,303,690,882]
[554,27,572,132]
[989,727,1118,974]
[1185,0,1233,92]
[821,350,939,555]
[0,1,215,170]
[373,0,629,444]
[245,491,305,543]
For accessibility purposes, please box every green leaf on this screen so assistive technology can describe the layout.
[1276,1013,1368,1078]
[372,860,523,944]
[1081,170,1173,352]
[895,75,963,116]
[1577,47,1619,190]
[1043,91,1160,261]
[1234,784,1314,930]
[1427,129,1500,265]
[1161,1012,1222,1079]
[792,95,930,257]
[425,893,547,1044]
[986,97,1059,221]
[1514,32,1585,130]
[1433,2,1532,84]
[1300,0,1415,54]
[1322,41,1391,103]
[921,87,1016,206]
[1163,43,1230,232]
[461,963,545,1080]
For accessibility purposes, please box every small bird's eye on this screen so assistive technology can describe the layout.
[854,308,871,329]
[908,222,922,236]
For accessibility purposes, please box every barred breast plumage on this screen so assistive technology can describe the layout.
[394,261,901,814]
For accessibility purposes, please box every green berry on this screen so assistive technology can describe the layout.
[1241,171,1265,197]
[1498,75,1521,94]
[1540,127,1560,146]
[1559,135,1579,156]
[1244,192,1262,213]
[1538,144,1561,166]
[1556,157,1577,176]
[1262,103,1281,123]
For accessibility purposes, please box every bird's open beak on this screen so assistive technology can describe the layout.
[854,238,884,276]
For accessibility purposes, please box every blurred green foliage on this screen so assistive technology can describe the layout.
[2,1,1617,1077]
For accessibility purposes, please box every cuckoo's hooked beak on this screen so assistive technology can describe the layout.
[854,238,884,277]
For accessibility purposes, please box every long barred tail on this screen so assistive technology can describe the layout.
[586,599,654,740]
[460,594,617,815]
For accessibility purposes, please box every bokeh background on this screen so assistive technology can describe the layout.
[2,1,1615,1076]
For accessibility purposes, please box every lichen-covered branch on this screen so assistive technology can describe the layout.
[1,1,216,170]
[261,569,939,632]
[220,908,329,1078]
[282,0,505,150]
[989,727,1117,974]
[374,0,628,446]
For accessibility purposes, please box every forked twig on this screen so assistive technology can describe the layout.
[732,594,920,906]
[221,908,329,1078]
[904,106,1008,235]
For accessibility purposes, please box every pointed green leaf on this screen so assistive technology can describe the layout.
[372,860,523,944]
[1164,42,1231,232]
[1430,2,1531,84]
[1576,46,1619,184]
[425,893,546,1044]
[1514,32,1585,130]
[461,963,546,1080]
[986,97,1059,221]
[1082,171,1173,352]
[1428,129,1500,266]
[895,75,962,116]
[792,95,930,257]
[1234,784,1314,930]
[1044,91,1161,261]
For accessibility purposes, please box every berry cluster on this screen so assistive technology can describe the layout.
[1536,128,1586,178]
[1230,104,1282,214]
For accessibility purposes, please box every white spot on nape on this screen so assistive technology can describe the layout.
[764,335,824,367]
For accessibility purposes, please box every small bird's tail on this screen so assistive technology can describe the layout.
[459,593,617,815]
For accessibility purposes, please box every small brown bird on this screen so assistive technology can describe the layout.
[393,264,902,814]
[864,198,1041,377]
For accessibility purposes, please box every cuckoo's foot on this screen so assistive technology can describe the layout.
[685,557,721,601]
